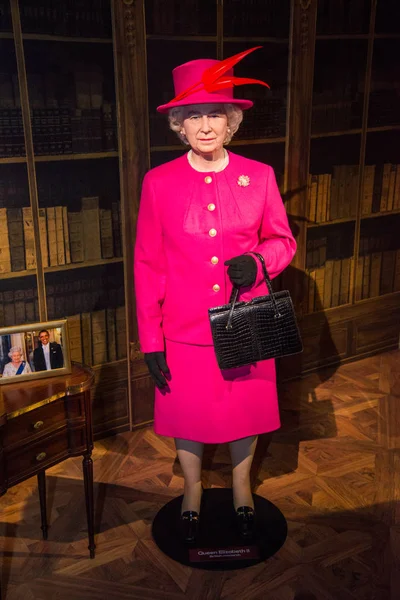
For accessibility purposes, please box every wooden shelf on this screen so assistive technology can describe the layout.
[34,151,118,163]
[0,156,26,165]
[223,36,288,44]
[44,257,124,274]
[146,34,217,42]
[1,258,124,280]
[311,128,362,139]
[374,33,400,39]
[367,125,400,133]
[92,358,127,371]
[230,137,286,146]
[354,290,400,306]
[21,33,112,44]
[305,301,352,316]
[307,217,356,228]
[361,209,400,220]
[0,32,112,43]
[310,126,400,141]
[316,33,369,40]
[1,269,36,280]
[150,137,286,152]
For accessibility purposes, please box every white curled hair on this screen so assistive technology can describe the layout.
[168,103,243,145]
[8,346,23,359]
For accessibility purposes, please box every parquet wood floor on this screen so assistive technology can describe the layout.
[1,350,399,600]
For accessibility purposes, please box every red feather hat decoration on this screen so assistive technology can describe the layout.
[157,46,270,114]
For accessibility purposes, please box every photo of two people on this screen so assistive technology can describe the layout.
[0,321,68,384]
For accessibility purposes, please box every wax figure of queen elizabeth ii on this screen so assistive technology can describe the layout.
[134,47,297,543]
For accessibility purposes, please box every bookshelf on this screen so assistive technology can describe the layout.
[1,0,399,431]
[0,0,129,438]
[300,0,400,372]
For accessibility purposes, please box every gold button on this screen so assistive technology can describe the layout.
[209,228,217,237]
[205,176,213,184]
[213,284,220,292]
[211,256,219,265]
[207,203,216,211]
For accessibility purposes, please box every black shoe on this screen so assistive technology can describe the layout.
[236,506,255,539]
[180,511,199,545]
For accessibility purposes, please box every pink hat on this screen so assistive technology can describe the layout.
[157,46,270,114]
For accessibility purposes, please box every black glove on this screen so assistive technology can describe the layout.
[144,351,171,389]
[224,254,257,287]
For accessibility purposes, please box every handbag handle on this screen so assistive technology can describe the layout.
[226,252,282,329]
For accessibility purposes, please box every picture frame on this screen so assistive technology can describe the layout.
[0,320,72,386]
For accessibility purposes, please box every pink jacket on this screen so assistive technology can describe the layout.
[134,151,297,352]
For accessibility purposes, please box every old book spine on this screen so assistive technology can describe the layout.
[81,196,101,261]
[106,307,117,362]
[55,205,66,265]
[46,207,58,266]
[0,207,11,273]
[81,312,93,366]
[100,208,114,259]
[323,259,334,309]
[7,208,25,271]
[380,250,396,296]
[68,211,84,263]
[91,309,108,365]
[361,165,375,216]
[62,206,71,264]
[115,306,127,360]
[339,257,351,305]
[22,206,36,270]
[38,207,49,267]
[387,164,397,212]
[67,314,83,363]
[331,259,342,308]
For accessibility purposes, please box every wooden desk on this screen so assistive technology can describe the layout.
[0,363,95,559]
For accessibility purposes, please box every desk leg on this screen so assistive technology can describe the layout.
[83,454,95,559]
[37,470,48,540]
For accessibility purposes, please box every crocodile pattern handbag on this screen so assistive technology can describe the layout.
[208,252,303,370]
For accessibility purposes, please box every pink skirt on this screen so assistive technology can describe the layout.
[154,339,281,444]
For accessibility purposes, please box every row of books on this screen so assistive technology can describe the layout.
[0,105,117,158]
[46,275,125,320]
[67,308,127,367]
[316,0,371,35]
[0,0,112,37]
[361,164,400,216]
[306,248,400,313]
[355,248,400,302]
[307,163,400,224]
[0,176,29,209]
[0,288,40,327]
[0,197,122,274]
[147,0,217,36]
[368,91,400,129]
[306,231,353,271]
[306,257,353,313]
[223,0,289,37]
[307,167,359,224]
[0,269,125,326]
[312,100,362,135]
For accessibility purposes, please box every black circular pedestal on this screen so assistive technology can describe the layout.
[152,488,287,570]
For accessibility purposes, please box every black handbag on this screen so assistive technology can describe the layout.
[208,252,303,370]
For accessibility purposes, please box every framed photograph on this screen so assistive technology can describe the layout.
[0,320,71,385]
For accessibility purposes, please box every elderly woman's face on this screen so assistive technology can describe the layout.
[181,103,228,155]
[11,351,22,363]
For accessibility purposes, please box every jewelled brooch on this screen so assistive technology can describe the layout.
[237,175,250,187]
